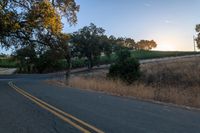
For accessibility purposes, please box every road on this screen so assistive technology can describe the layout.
[0,68,16,75]
[0,74,200,133]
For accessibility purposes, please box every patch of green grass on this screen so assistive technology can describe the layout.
[131,50,199,60]
[71,51,199,69]
[3,50,199,70]
[0,58,17,68]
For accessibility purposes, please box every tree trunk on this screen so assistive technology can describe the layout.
[65,55,71,83]
[88,55,93,70]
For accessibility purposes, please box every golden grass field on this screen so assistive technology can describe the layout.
[52,56,200,108]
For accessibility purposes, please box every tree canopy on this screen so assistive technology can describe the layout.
[195,24,200,49]
[137,40,157,50]
[0,0,79,48]
[0,0,79,76]
[71,23,106,69]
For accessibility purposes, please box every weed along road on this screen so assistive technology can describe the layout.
[0,75,200,133]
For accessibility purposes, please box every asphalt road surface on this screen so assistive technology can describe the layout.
[0,74,200,133]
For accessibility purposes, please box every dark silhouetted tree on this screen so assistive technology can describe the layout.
[108,49,141,84]
[0,0,79,77]
[137,40,157,50]
[71,23,106,69]
[195,24,200,49]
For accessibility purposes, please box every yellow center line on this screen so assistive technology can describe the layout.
[8,81,105,133]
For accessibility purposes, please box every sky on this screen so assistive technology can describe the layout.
[1,0,200,54]
[64,0,200,51]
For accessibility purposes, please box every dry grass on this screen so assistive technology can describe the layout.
[68,77,156,99]
[141,57,200,88]
[59,57,200,108]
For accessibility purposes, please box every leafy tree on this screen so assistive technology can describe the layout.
[15,46,37,73]
[137,40,157,50]
[71,23,106,69]
[0,0,79,76]
[195,24,200,49]
[35,50,65,73]
[107,49,141,84]
[0,0,79,48]
[116,37,125,49]
[115,49,131,62]
[114,37,137,50]
[124,38,136,49]
[99,35,112,57]
[108,35,122,52]
[14,45,67,73]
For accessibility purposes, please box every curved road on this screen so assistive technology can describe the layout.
[0,74,200,133]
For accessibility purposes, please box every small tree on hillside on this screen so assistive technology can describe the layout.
[107,49,141,84]
[99,35,112,57]
[124,38,136,50]
[137,40,157,50]
[195,24,200,49]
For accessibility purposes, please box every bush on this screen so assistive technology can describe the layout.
[0,58,17,68]
[71,58,85,68]
[108,49,141,84]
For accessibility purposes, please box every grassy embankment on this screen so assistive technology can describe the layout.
[69,51,200,69]
[0,51,198,69]
[0,57,17,68]
[63,56,200,108]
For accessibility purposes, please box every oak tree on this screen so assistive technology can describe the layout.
[71,23,106,69]
[0,0,79,76]
[137,40,157,50]
[195,24,200,49]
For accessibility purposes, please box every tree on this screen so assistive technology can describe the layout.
[0,0,79,77]
[108,36,121,52]
[195,24,200,49]
[14,43,67,73]
[107,49,141,84]
[71,23,106,69]
[124,38,137,49]
[114,37,137,50]
[0,0,79,48]
[116,37,125,49]
[15,45,37,73]
[137,40,157,50]
[99,35,112,57]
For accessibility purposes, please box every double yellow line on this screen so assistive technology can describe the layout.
[8,81,104,133]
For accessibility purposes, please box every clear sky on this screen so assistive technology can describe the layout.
[1,0,200,54]
[64,0,200,51]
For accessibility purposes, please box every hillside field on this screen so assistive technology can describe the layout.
[0,51,199,69]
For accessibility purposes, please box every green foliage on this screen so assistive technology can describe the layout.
[123,38,136,49]
[14,46,66,73]
[0,0,79,76]
[113,37,158,50]
[71,58,85,68]
[195,24,200,49]
[116,49,131,62]
[71,23,107,69]
[0,58,17,68]
[0,0,79,48]
[8,49,198,73]
[131,50,198,59]
[108,50,141,84]
[137,40,157,50]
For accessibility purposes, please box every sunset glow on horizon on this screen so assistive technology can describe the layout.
[65,0,200,52]
[1,0,200,54]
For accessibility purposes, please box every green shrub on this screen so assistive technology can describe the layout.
[108,49,141,84]
[71,58,85,68]
[0,58,17,68]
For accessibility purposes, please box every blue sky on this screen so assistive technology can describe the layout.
[1,0,200,54]
[64,0,200,51]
